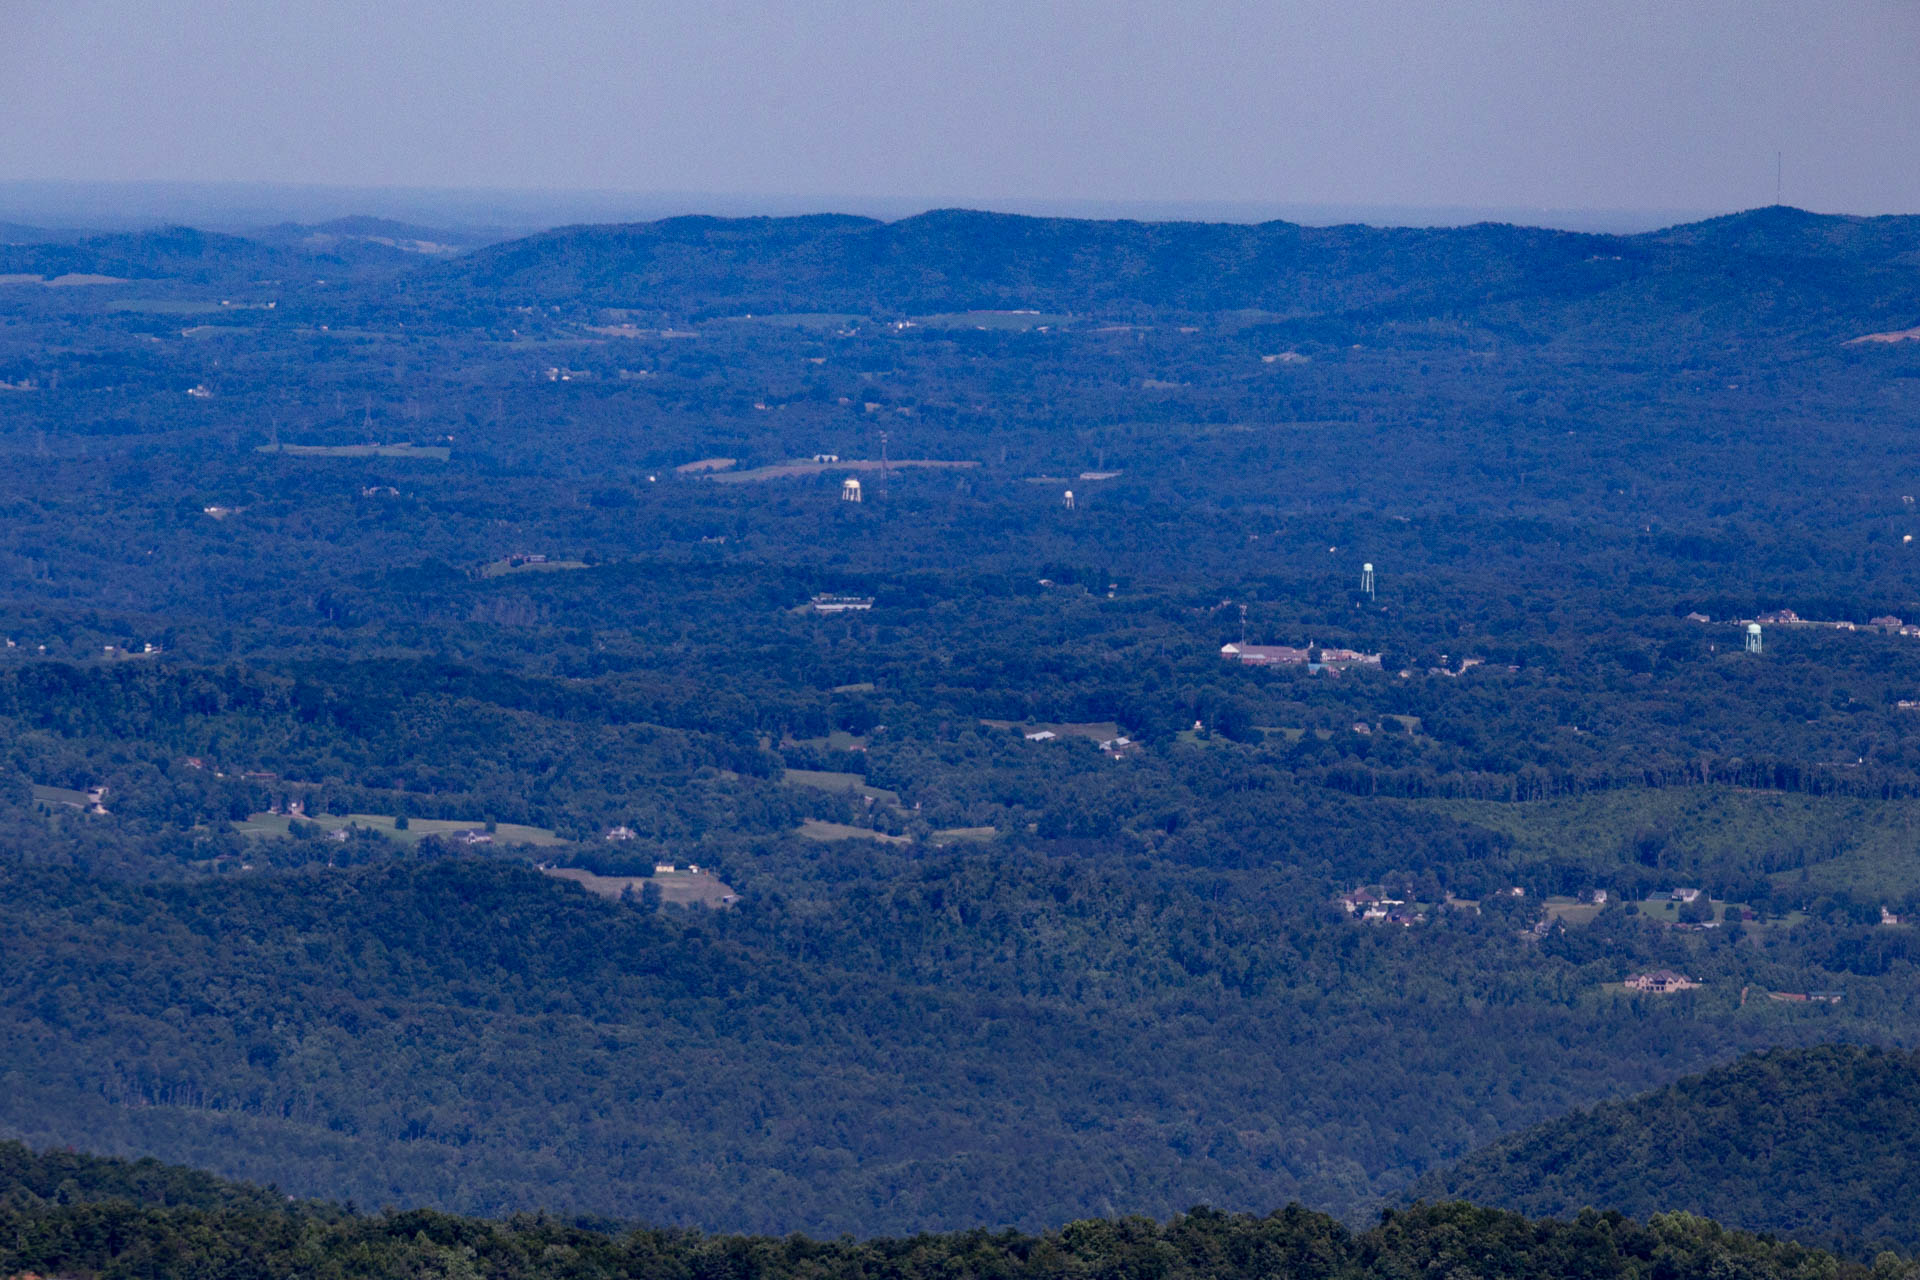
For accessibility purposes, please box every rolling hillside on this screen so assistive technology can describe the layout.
[1413,1044,1920,1257]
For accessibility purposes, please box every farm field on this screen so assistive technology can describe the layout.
[232,811,562,846]
[913,310,1071,330]
[930,826,997,845]
[797,819,910,844]
[706,458,977,483]
[479,557,590,578]
[256,442,451,459]
[781,730,869,752]
[720,313,863,328]
[1417,788,1920,899]
[543,865,738,907]
[983,719,1126,743]
[781,768,901,806]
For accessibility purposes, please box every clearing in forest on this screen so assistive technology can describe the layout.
[797,818,911,844]
[233,811,562,846]
[256,443,451,459]
[479,557,589,578]
[707,458,977,483]
[543,865,738,907]
[781,768,901,806]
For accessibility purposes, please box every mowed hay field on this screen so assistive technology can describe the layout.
[233,811,562,846]
[782,768,901,806]
[543,866,738,907]
[798,819,910,844]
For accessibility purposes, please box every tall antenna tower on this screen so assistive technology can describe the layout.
[1776,151,1783,205]
[1361,562,1375,598]
[879,430,891,497]
[1239,604,1248,645]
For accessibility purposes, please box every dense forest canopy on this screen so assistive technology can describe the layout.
[1417,1044,1920,1258]
[2,205,1920,1236]
[0,1139,1899,1280]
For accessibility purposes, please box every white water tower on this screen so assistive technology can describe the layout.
[1746,622,1763,654]
[1063,489,1075,510]
[1361,563,1375,597]
[841,477,862,503]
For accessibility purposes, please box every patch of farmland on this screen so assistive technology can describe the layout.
[233,811,562,846]
[797,819,911,845]
[781,768,901,806]
[543,866,738,907]
[256,442,451,459]
[706,458,977,483]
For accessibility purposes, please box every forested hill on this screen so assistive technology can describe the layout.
[0,1142,1883,1280]
[0,1139,293,1213]
[418,204,1920,330]
[1414,1045,1920,1258]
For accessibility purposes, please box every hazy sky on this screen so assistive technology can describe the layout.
[5,0,1918,217]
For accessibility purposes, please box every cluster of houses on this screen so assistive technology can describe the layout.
[1220,643,1383,671]
[1691,609,1920,639]
[1337,888,1424,926]
[1022,727,1138,758]
[812,593,874,613]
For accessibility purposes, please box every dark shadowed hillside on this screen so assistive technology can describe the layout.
[0,1140,1885,1280]
[1413,1045,1920,1258]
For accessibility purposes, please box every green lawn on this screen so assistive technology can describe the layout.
[30,783,93,808]
[782,730,869,752]
[983,719,1126,743]
[929,826,997,845]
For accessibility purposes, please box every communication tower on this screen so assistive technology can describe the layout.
[1063,489,1075,510]
[1745,622,1763,654]
[1361,562,1375,598]
[841,477,862,503]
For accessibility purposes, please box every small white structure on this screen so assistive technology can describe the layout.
[1063,489,1075,510]
[1361,562,1375,597]
[841,477,862,503]
[1746,622,1764,654]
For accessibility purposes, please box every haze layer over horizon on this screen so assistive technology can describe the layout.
[4,1,1917,220]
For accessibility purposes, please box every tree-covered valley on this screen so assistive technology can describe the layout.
[5,206,1920,1237]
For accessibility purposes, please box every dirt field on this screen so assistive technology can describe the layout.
[1847,326,1920,344]
[674,457,737,473]
[707,459,977,483]
[543,866,738,907]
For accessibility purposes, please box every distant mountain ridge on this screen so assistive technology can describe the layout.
[1413,1044,1920,1258]
[365,204,1920,336]
[4,205,1916,339]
